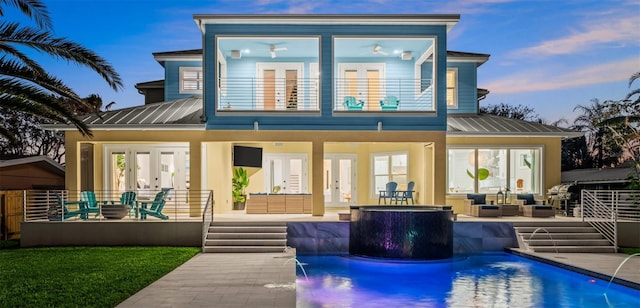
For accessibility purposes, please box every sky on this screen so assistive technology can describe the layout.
[5,0,640,124]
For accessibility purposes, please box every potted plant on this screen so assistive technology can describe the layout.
[232,167,250,210]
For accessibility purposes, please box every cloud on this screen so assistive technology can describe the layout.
[483,57,640,94]
[512,12,639,57]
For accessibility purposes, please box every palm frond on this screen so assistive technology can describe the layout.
[0,21,123,91]
[629,71,640,87]
[0,0,52,30]
[0,45,46,75]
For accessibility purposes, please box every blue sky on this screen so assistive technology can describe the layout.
[8,0,640,124]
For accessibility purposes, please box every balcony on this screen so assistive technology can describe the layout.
[216,77,434,113]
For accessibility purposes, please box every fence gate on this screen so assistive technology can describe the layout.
[0,190,24,240]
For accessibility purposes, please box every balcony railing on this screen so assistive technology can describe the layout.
[216,77,433,112]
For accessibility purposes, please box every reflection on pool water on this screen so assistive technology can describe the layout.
[296,253,640,307]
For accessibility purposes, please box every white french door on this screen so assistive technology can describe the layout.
[324,154,357,207]
[338,63,385,110]
[105,144,189,201]
[256,63,304,110]
[263,153,308,193]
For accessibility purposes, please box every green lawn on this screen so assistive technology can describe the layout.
[0,241,200,307]
[620,247,640,255]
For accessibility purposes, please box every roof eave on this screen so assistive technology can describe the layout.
[41,124,206,131]
[447,132,585,138]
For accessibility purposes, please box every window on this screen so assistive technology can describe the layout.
[372,152,407,197]
[447,147,542,194]
[446,69,457,108]
[180,67,203,94]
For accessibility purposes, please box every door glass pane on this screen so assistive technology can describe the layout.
[345,70,358,97]
[323,159,332,202]
[447,149,474,193]
[478,149,507,194]
[136,152,152,198]
[288,159,302,193]
[285,70,298,110]
[270,159,283,192]
[160,152,175,189]
[338,159,352,203]
[367,70,380,110]
[510,149,540,194]
[111,152,126,194]
[185,151,190,190]
[263,70,276,110]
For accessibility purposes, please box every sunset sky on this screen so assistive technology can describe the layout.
[7,0,640,124]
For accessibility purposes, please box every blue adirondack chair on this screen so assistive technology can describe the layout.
[120,191,137,218]
[52,193,87,220]
[396,181,415,205]
[139,191,169,220]
[380,96,399,110]
[80,191,104,218]
[378,182,398,205]
[343,96,364,110]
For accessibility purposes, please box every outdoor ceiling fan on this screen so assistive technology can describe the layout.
[269,44,287,58]
[372,44,388,56]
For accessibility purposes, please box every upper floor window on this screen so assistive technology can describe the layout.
[371,152,408,197]
[446,68,458,108]
[180,67,203,94]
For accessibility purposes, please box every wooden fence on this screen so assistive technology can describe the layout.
[0,190,23,240]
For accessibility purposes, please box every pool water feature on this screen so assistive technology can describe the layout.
[296,253,640,307]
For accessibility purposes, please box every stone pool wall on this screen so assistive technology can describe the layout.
[287,221,519,255]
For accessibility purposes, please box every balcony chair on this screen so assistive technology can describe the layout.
[139,191,169,220]
[343,96,364,110]
[515,193,554,217]
[464,193,501,217]
[396,181,415,205]
[379,96,399,110]
[378,181,398,205]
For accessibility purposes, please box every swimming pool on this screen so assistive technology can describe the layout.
[296,253,639,307]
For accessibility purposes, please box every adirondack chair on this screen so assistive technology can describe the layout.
[120,191,137,218]
[139,191,169,220]
[80,191,104,218]
[51,193,87,221]
[380,96,399,110]
[343,96,364,110]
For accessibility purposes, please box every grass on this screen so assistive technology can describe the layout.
[0,242,200,307]
[619,247,640,255]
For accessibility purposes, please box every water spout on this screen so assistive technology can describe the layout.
[604,252,640,295]
[529,227,558,254]
[285,257,309,281]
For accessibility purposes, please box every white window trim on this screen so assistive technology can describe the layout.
[446,68,458,109]
[179,67,203,94]
[369,151,408,199]
[446,145,545,196]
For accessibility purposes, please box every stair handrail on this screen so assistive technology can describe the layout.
[581,190,617,250]
[202,190,214,252]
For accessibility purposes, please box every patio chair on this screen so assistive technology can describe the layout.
[515,194,554,217]
[343,96,364,110]
[80,191,105,218]
[52,193,87,221]
[396,181,415,205]
[120,191,137,218]
[139,191,169,220]
[464,193,501,217]
[379,96,399,110]
[378,182,398,205]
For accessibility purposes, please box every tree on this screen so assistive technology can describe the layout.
[571,99,622,168]
[480,103,542,122]
[0,0,122,143]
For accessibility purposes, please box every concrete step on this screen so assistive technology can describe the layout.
[530,246,617,253]
[207,232,287,240]
[208,226,287,233]
[514,226,596,233]
[519,232,605,240]
[211,221,287,227]
[525,239,612,246]
[204,239,287,246]
[202,246,288,253]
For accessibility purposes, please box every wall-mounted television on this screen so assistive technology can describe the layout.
[233,145,263,168]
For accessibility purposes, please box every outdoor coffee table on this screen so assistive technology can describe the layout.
[102,204,130,219]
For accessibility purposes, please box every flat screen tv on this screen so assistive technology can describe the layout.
[233,145,263,168]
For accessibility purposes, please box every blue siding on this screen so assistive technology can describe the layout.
[203,23,448,131]
[447,62,477,114]
[164,60,202,101]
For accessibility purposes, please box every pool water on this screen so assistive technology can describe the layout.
[296,253,639,307]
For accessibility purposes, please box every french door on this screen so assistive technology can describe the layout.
[256,63,304,110]
[263,154,308,193]
[323,154,357,206]
[105,145,189,201]
[338,63,385,110]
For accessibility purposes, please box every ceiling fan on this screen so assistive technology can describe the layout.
[269,44,287,58]
[372,44,388,56]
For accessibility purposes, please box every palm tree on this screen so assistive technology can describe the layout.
[572,99,621,168]
[0,0,122,142]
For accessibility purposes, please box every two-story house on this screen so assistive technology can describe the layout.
[49,14,580,216]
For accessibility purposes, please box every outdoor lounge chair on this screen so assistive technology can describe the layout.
[464,193,501,217]
[343,96,364,110]
[515,194,554,217]
[139,191,169,220]
[396,181,415,205]
[378,181,398,204]
[80,191,105,218]
[120,191,137,218]
[379,96,399,110]
[52,193,87,221]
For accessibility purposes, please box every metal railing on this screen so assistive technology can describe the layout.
[23,189,213,222]
[580,190,640,248]
[334,78,433,111]
[202,190,214,252]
